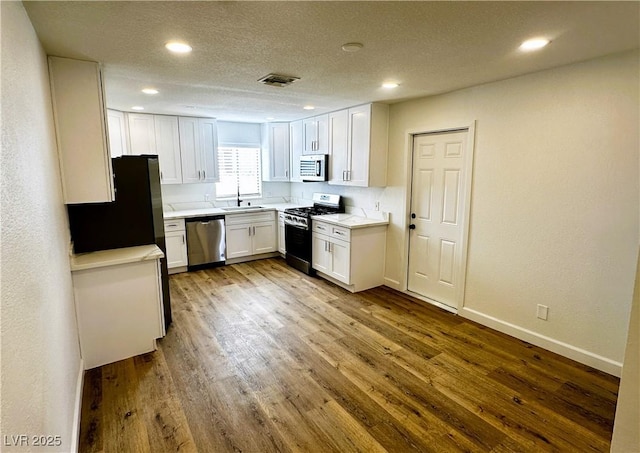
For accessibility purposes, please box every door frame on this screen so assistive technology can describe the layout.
[402,121,476,312]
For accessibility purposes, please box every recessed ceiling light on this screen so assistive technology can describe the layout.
[142,88,159,95]
[519,38,550,52]
[131,106,144,111]
[382,82,399,89]
[165,41,192,54]
[303,105,315,110]
[341,42,364,52]
[266,117,275,120]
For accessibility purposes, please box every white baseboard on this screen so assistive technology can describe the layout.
[460,307,623,377]
[70,359,84,453]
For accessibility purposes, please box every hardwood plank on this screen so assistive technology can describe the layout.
[132,352,197,453]
[78,367,103,453]
[79,258,619,453]
[100,359,151,453]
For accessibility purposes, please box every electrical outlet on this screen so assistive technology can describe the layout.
[537,304,549,320]
[374,201,380,211]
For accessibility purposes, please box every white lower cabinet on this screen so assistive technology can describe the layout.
[164,219,188,273]
[312,220,386,292]
[225,211,277,262]
[71,245,165,370]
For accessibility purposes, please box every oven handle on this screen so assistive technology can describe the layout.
[284,222,308,230]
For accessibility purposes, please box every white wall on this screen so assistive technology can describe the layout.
[1,2,83,451]
[383,51,639,375]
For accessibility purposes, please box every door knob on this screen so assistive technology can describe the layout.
[409,224,416,230]
[411,213,416,219]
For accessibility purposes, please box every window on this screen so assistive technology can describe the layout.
[215,146,262,199]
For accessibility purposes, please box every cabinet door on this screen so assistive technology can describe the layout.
[127,113,156,155]
[154,115,183,184]
[278,215,286,254]
[347,105,371,187]
[328,110,349,185]
[252,221,277,254]
[199,118,219,183]
[165,230,188,268]
[289,121,303,182]
[48,56,114,203]
[315,114,329,155]
[265,123,290,181]
[226,224,252,259]
[311,233,330,273]
[107,109,128,157]
[178,116,201,183]
[329,238,351,284]
[302,118,317,155]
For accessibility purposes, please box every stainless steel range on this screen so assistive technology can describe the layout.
[284,193,344,274]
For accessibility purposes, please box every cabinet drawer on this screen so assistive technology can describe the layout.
[164,218,185,232]
[225,211,276,226]
[313,221,351,242]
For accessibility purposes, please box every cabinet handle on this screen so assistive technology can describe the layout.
[160,171,164,180]
[317,225,326,230]
[203,170,206,180]
[182,234,185,244]
[335,231,344,236]
[248,227,251,236]
[285,169,288,178]
[167,223,178,227]
[324,241,328,252]
[253,226,255,235]
[342,170,346,181]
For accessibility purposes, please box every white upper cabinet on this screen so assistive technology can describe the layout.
[180,117,219,183]
[328,109,348,184]
[289,120,303,182]
[106,109,129,158]
[302,114,328,155]
[126,112,217,184]
[48,56,114,204]
[329,103,389,187]
[262,123,290,181]
[154,115,182,185]
[199,118,219,183]
[178,116,201,183]
[127,113,156,155]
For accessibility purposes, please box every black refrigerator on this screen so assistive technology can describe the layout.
[67,155,172,329]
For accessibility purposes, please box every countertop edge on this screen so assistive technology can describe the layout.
[310,214,390,229]
[71,244,164,272]
[164,203,311,220]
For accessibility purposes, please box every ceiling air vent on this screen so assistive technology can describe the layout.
[258,73,300,87]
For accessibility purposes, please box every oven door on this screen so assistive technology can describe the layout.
[285,223,313,274]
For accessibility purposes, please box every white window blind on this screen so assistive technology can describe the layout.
[215,147,262,199]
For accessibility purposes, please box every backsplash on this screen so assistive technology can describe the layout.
[160,181,291,206]
[161,180,388,217]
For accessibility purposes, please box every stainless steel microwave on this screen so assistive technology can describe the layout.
[300,155,328,182]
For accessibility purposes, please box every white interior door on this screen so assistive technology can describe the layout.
[408,130,468,309]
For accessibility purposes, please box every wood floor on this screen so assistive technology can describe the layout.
[79,258,619,452]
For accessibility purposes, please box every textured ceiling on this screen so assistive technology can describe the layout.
[24,1,639,123]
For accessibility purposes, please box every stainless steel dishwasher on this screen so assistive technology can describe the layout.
[186,216,226,268]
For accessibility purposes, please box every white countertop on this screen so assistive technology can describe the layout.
[311,212,389,229]
[163,202,311,220]
[70,244,164,271]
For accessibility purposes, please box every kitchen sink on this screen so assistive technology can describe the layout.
[221,206,264,211]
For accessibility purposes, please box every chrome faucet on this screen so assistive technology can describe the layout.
[236,185,242,207]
